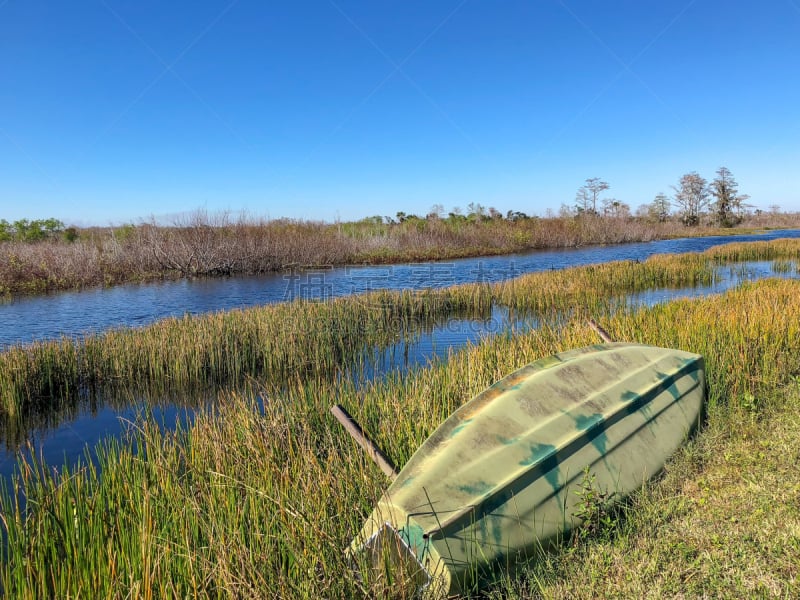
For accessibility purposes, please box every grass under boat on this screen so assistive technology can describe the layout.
[348,342,705,596]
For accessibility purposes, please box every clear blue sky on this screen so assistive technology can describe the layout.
[2,1,799,225]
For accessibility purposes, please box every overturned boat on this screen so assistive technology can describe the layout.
[348,342,705,596]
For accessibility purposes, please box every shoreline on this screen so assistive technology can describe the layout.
[2,215,798,298]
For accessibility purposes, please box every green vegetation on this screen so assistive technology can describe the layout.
[1,240,800,597]
[0,218,68,242]
[5,238,800,422]
[498,382,800,599]
[0,287,492,418]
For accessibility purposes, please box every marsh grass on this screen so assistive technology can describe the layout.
[0,287,493,417]
[771,258,796,273]
[705,238,800,263]
[5,211,795,297]
[491,252,716,315]
[496,383,800,599]
[0,394,373,598]
[3,277,800,598]
[2,241,800,597]
[4,238,800,421]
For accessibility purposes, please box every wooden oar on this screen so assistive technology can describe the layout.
[331,404,398,479]
[335,320,612,479]
[588,318,613,343]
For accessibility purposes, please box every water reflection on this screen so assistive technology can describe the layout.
[1,238,800,481]
[3,229,800,349]
[629,261,799,306]
[0,306,492,479]
[0,395,198,484]
[351,306,532,382]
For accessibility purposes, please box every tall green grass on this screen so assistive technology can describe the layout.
[2,276,800,598]
[0,287,492,416]
[2,238,800,596]
[491,251,716,314]
[3,238,800,440]
[704,237,800,262]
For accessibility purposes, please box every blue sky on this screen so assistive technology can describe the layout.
[1,1,799,225]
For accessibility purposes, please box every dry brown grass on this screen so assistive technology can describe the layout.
[3,209,798,296]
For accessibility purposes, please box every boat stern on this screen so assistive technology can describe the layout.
[348,507,451,597]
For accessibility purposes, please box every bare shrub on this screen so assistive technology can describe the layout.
[3,208,799,296]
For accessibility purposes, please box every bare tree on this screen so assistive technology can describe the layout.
[448,206,464,220]
[141,210,241,275]
[640,192,671,222]
[560,202,577,218]
[575,188,592,214]
[601,198,630,219]
[575,177,610,214]
[428,204,445,219]
[488,206,503,219]
[672,172,709,226]
[466,202,487,220]
[732,194,752,220]
[653,192,671,222]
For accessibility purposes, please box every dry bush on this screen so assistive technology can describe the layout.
[2,209,798,296]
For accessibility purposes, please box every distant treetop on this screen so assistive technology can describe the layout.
[0,218,67,242]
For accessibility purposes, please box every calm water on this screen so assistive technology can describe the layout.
[1,229,799,479]
[3,229,800,349]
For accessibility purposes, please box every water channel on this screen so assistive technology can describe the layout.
[1,229,799,480]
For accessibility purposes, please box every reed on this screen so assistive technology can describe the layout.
[490,251,716,314]
[704,237,800,262]
[0,287,493,416]
[2,276,800,598]
[4,237,800,421]
[4,210,799,297]
[771,258,796,273]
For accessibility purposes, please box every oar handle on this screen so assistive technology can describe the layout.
[331,404,398,480]
[588,318,614,343]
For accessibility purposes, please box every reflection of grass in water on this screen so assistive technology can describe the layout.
[727,263,757,280]
[0,287,493,413]
[3,238,800,448]
[2,270,800,597]
[771,258,796,273]
[0,384,215,452]
[0,289,493,447]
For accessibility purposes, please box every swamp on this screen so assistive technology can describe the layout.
[0,237,799,598]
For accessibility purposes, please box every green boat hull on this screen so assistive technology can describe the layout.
[350,343,705,596]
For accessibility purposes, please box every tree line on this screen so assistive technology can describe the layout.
[352,167,757,228]
[573,167,751,227]
[0,218,78,242]
[0,165,783,251]
[2,204,798,296]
